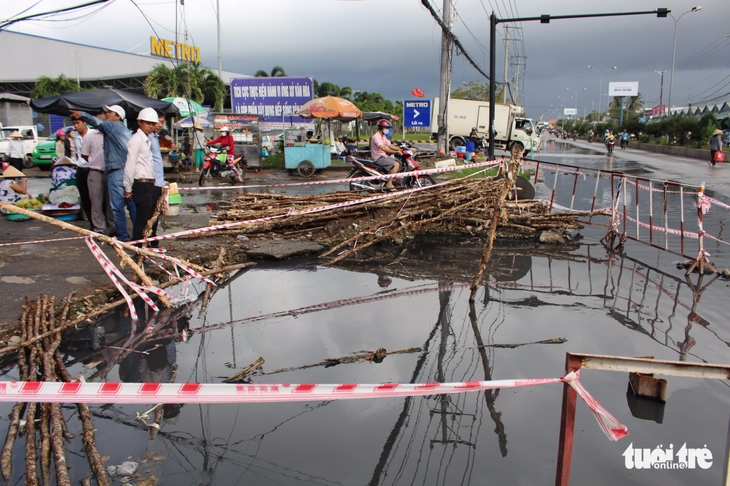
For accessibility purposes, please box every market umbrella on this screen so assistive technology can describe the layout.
[173,116,212,129]
[161,97,207,117]
[30,88,178,118]
[294,96,362,121]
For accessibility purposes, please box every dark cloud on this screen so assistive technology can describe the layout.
[3,0,728,120]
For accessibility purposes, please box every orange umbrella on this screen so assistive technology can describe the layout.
[294,96,362,119]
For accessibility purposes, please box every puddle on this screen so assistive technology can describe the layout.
[2,145,729,485]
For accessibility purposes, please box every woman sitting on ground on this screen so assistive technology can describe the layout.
[0,166,31,204]
[49,156,80,206]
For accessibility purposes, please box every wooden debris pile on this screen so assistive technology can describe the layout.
[208,176,587,253]
[2,295,110,486]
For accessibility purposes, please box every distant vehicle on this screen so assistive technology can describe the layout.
[0,125,40,168]
[430,98,542,154]
[32,126,72,171]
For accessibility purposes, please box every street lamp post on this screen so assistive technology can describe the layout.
[668,6,702,115]
[587,66,617,120]
[488,8,668,160]
[567,87,587,119]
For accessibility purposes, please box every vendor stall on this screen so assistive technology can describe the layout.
[284,128,330,176]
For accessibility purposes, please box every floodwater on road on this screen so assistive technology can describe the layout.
[2,141,729,485]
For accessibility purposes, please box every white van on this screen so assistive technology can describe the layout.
[0,125,41,167]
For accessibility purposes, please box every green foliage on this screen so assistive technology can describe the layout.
[31,74,83,99]
[255,66,287,77]
[696,113,719,148]
[145,62,226,111]
[451,80,504,102]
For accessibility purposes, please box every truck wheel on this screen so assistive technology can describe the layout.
[449,137,465,152]
[23,155,34,168]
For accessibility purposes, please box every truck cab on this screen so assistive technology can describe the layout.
[510,117,542,154]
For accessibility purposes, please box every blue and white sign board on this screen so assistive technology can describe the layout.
[231,77,314,129]
[404,100,431,127]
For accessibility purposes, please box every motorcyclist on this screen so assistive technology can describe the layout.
[207,126,235,160]
[620,129,629,148]
[369,120,401,191]
[588,129,594,142]
[606,132,616,151]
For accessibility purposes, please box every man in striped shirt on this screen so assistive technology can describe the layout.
[76,116,116,236]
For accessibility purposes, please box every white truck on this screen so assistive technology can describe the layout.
[431,98,541,154]
[0,125,41,167]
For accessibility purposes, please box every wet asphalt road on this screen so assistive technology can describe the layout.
[1,143,727,327]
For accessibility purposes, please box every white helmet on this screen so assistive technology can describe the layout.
[138,107,159,123]
[220,126,229,133]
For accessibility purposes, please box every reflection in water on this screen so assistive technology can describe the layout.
[25,234,728,485]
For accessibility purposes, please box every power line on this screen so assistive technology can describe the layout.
[421,0,492,82]
[0,0,112,31]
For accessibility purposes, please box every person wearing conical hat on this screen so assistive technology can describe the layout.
[710,128,724,167]
[4,131,25,172]
[0,166,31,204]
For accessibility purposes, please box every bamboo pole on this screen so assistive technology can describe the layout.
[0,262,255,357]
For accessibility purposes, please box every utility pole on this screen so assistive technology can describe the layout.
[502,26,509,103]
[511,55,527,106]
[437,0,453,154]
[216,0,222,78]
[654,69,665,114]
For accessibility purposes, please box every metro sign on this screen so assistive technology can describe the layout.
[404,100,431,127]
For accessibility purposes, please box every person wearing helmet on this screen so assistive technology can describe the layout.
[124,107,161,243]
[207,126,235,160]
[70,105,136,241]
[369,119,401,191]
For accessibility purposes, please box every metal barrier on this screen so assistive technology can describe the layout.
[521,157,730,273]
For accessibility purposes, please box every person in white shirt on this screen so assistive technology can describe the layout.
[70,122,93,227]
[5,131,25,171]
[124,108,160,243]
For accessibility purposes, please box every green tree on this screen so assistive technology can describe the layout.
[145,62,226,111]
[254,66,287,77]
[451,80,504,102]
[608,95,644,124]
[30,74,83,99]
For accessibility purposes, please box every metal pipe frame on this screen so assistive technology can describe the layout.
[557,352,730,485]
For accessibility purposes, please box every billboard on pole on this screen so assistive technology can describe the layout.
[230,77,314,129]
[564,108,578,116]
[608,82,639,97]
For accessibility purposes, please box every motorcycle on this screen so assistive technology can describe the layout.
[606,138,615,155]
[620,137,628,149]
[346,142,436,192]
[572,132,577,141]
[198,145,247,186]
[588,134,594,143]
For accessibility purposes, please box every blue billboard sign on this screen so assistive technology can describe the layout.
[231,77,314,128]
[404,100,431,127]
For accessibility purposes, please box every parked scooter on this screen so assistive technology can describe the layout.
[198,145,247,186]
[346,143,436,191]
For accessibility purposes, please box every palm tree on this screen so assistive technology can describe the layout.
[144,64,180,99]
[254,66,287,77]
[144,62,226,111]
[30,74,83,99]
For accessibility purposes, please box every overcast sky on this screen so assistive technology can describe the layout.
[2,0,729,120]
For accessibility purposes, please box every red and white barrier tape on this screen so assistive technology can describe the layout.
[0,370,627,441]
[176,159,505,191]
[0,235,88,248]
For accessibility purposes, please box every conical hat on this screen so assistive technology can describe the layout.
[53,156,76,167]
[714,129,723,136]
[1,166,26,178]
[10,131,22,138]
